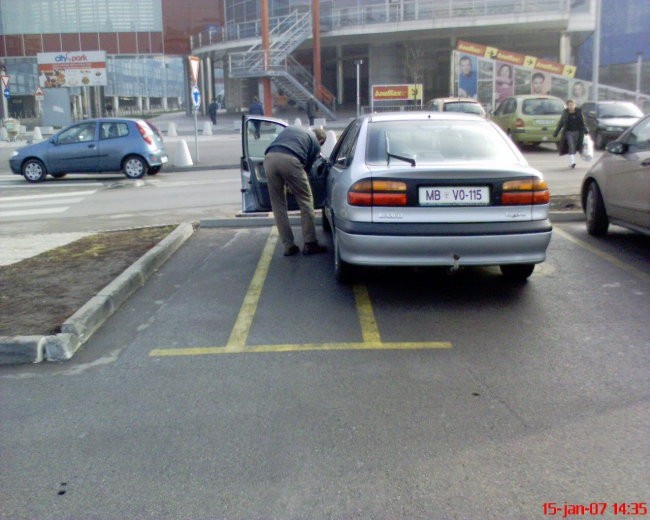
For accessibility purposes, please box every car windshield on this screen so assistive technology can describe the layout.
[599,103,643,118]
[365,120,517,164]
[521,98,564,115]
[444,102,483,115]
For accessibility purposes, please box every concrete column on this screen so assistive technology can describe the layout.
[137,96,143,112]
[559,32,572,65]
[113,96,119,115]
[144,97,150,112]
[162,97,168,110]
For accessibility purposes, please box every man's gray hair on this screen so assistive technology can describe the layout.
[312,127,327,144]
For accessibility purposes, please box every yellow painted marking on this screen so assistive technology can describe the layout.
[353,284,382,343]
[149,341,451,357]
[554,227,650,283]
[226,227,278,348]
[148,226,452,358]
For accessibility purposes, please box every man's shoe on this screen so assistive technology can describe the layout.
[571,163,576,169]
[303,242,327,255]
[284,245,300,256]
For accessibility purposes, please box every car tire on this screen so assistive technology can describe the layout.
[334,229,353,284]
[123,155,148,179]
[147,166,161,175]
[50,172,67,179]
[499,263,535,281]
[22,158,48,183]
[595,131,606,150]
[585,181,609,236]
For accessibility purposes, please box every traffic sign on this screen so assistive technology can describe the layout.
[35,87,45,100]
[1,75,9,89]
[4,88,10,99]
[188,56,200,85]
[191,85,201,109]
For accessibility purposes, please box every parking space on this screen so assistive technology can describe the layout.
[147,226,452,358]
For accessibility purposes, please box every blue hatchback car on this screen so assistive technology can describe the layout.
[10,118,168,182]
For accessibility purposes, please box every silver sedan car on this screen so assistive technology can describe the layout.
[240,112,553,283]
[581,113,650,237]
[323,112,552,282]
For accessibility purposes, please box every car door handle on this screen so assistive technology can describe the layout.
[88,144,96,149]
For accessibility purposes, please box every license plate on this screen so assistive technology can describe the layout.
[419,186,490,205]
[161,156,168,164]
[534,119,555,125]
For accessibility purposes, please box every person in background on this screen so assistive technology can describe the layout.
[553,99,588,168]
[263,126,328,256]
[248,96,264,139]
[208,98,218,125]
[306,97,318,126]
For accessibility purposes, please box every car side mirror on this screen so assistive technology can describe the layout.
[49,136,57,144]
[606,141,626,154]
[587,110,597,117]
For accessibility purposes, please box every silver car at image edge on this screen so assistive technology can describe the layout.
[9,118,168,183]
[321,112,553,282]
[581,113,650,237]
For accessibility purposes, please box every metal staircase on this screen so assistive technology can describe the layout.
[229,11,336,120]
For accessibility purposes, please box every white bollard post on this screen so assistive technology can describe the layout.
[174,139,193,167]
[0,127,7,141]
[167,121,177,137]
[202,121,212,136]
[321,130,337,157]
[293,117,303,127]
[32,127,43,142]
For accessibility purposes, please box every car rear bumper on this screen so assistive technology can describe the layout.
[512,128,558,144]
[336,220,552,267]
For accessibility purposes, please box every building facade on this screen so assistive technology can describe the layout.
[0,0,648,122]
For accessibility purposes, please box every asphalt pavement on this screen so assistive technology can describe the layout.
[0,108,585,364]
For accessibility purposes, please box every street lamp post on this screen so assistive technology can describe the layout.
[355,59,363,117]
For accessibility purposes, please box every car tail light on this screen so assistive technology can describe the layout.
[514,118,525,128]
[501,179,550,205]
[136,122,153,145]
[348,179,407,206]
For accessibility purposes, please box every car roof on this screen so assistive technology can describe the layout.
[432,97,481,103]
[508,94,563,100]
[366,111,485,123]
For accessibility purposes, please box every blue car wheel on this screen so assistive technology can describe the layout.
[22,158,47,183]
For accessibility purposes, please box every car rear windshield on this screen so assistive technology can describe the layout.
[598,103,643,118]
[522,98,564,115]
[365,120,517,164]
[444,102,484,115]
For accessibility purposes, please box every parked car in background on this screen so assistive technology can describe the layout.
[242,112,553,282]
[424,97,487,118]
[581,113,650,237]
[491,95,564,147]
[9,118,168,183]
[580,100,643,150]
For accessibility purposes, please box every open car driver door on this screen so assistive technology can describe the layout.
[240,115,329,213]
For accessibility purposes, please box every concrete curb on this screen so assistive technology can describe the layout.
[0,222,197,365]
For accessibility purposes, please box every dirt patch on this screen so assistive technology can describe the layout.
[0,226,175,336]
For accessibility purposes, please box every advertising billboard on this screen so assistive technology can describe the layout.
[37,51,107,88]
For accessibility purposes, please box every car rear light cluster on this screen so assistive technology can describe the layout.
[501,179,550,205]
[348,180,407,206]
[136,122,154,145]
[514,118,525,128]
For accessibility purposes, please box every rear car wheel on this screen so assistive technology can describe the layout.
[123,155,148,179]
[585,181,609,236]
[334,230,353,284]
[500,263,535,281]
[22,158,47,183]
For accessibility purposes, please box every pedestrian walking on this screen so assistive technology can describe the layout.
[306,97,318,126]
[553,99,588,168]
[208,98,218,125]
[263,126,328,256]
[248,96,264,139]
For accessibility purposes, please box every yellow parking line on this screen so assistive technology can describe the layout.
[149,341,451,357]
[554,227,650,283]
[226,227,278,348]
[148,226,452,357]
[353,284,382,343]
